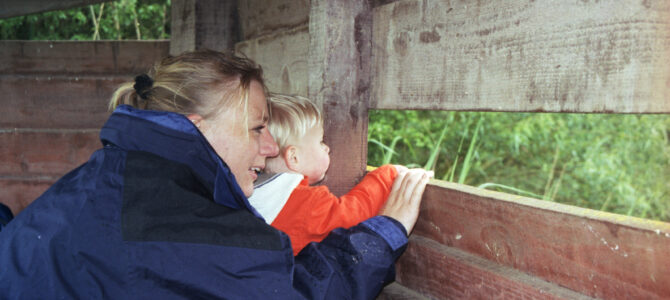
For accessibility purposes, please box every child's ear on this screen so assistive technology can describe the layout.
[283,146,300,171]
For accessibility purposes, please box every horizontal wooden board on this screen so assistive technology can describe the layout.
[411,180,670,299]
[395,235,592,299]
[238,0,309,40]
[372,0,670,113]
[377,282,429,300]
[0,130,100,176]
[0,41,169,75]
[0,0,109,19]
[0,178,55,217]
[236,25,310,96]
[0,76,125,128]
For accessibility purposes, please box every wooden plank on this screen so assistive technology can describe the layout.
[410,181,670,299]
[0,76,123,129]
[395,235,593,299]
[0,0,110,19]
[0,41,168,75]
[372,0,670,113]
[308,0,373,196]
[0,130,100,176]
[237,0,309,40]
[0,178,56,217]
[170,0,239,55]
[235,25,309,95]
[376,282,429,300]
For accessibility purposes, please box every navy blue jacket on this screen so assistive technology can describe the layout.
[0,105,408,299]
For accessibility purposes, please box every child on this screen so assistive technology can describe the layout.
[248,94,402,256]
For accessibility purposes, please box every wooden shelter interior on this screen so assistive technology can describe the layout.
[1,0,669,298]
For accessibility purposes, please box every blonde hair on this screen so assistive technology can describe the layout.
[109,49,265,123]
[267,94,323,153]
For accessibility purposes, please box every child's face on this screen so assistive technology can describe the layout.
[295,124,330,184]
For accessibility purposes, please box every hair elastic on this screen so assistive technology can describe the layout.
[133,74,154,99]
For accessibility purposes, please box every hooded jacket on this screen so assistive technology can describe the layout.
[0,105,408,299]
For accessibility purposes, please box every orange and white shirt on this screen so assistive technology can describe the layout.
[248,165,398,256]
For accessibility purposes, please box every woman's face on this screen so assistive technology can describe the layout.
[202,80,279,197]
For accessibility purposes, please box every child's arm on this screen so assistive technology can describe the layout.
[271,164,398,255]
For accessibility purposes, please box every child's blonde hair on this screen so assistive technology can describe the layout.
[267,94,323,153]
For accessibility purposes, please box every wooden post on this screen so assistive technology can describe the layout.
[170,0,239,55]
[308,0,372,196]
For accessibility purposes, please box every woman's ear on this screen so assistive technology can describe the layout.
[187,114,203,129]
[283,146,300,171]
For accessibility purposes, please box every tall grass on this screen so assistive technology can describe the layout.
[367,110,670,222]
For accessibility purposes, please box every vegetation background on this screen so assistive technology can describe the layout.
[2,0,668,222]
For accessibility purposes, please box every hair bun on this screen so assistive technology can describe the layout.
[133,74,154,99]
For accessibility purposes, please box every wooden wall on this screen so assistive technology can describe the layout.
[233,0,670,299]
[0,41,168,215]
[2,0,669,299]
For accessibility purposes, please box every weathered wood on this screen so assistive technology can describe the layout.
[376,282,429,300]
[237,0,309,40]
[0,178,56,217]
[0,130,100,176]
[236,25,309,95]
[0,0,110,19]
[372,0,670,113]
[170,0,239,55]
[395,235,593,299]
[308,0,373,196]
[408,180,670,299]
[0,76,125,129]
[0,41,169,75]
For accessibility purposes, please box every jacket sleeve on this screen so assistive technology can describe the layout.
[271,164,398,255]
[292,215,408,300]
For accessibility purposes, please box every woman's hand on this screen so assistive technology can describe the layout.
[380,168,433,235]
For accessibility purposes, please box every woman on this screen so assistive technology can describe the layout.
[0,49,431,299]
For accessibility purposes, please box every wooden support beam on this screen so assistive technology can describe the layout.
[170,0,239,55]
[372,0,670,113]
[0,0,110,19]
[402,180,670,299]
[308,0,372,195]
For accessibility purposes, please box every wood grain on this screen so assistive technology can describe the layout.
[0,41,168,75]
[372,0,670,113]
[170,0,239,55]
[409,180,670,299]
[0,0,110,19]
[237,0,309,40]
[308,0,373,196]
[235,25,310,95]
[395,235,593,299]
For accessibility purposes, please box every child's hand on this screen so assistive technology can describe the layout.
[393,165,409,175]
[380,168,434,235]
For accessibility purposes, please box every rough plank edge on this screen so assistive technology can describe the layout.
[0,0,111,19]
[396,235,594,299]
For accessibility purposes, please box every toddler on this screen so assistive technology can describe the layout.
[248,94,401,255]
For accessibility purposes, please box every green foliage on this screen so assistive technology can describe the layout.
[0,0,170,40]
[368,110,670,222]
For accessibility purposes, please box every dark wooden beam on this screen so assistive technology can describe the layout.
[170,0,239,55]
[308,0,372,196]
[0,0,111,19]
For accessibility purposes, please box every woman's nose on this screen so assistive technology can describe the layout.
[324,144,330,154]
[260,129,279,157]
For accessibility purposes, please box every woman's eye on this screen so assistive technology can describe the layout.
[252,125,265,134]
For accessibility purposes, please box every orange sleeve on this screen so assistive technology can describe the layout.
[271,164,398,255]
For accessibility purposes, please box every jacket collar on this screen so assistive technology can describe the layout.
[100,105,261,215]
